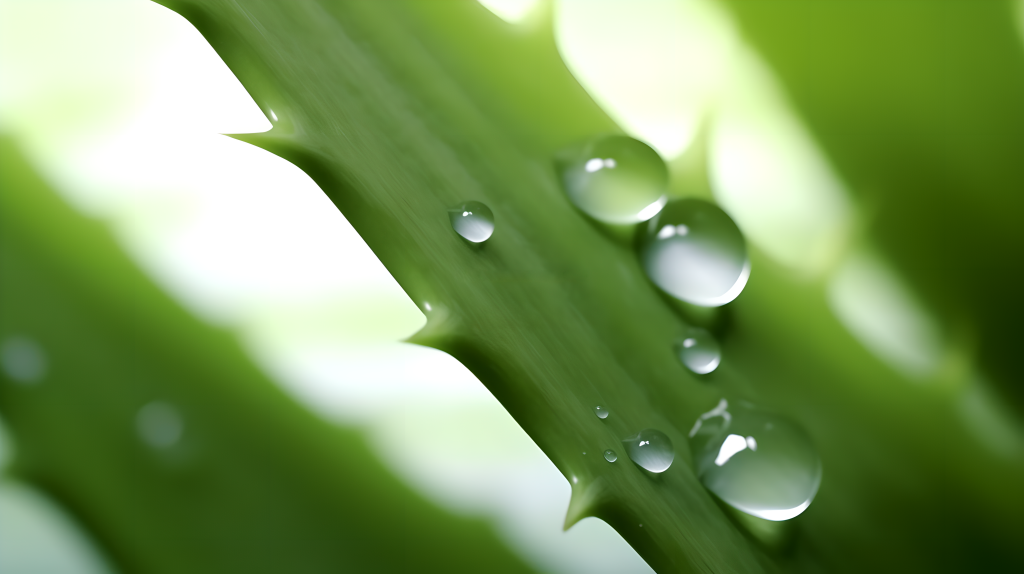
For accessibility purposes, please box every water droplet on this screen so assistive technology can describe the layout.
[675,328,721,375]
[641,199,750,307]
[689,399,821,521]
[136,401,184,449]
[1,336,47,385]
[269,108,278,122]
[561,135,668,224]
[623,429,674,473]
[594,405,609,419]
[448,201,495,243]
[603,449,618,463]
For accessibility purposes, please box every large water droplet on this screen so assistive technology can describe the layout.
[1,336,47,385]
[561,135,668,224]
[594,405,609,419]
[689,399,821,521]
[641,199,749,307]
[604,449,618,463]
[448,201,495,243]
[675,328,721,375]
[136,401,184,449]
[623,429,674,473]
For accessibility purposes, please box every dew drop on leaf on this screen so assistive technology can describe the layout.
[689,399,821,521]
[603,449,618,463]
[623,429,674,473]
[448,201,495,243]
[675,328,721,375]
[594,405,609,419]
[641,199,749,307]
[561,135,668,224]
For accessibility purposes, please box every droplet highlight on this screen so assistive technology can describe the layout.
[561,135,668,224]
[1,336,47,385]
[603,449,618,463]
[448,201,495,243]
[689,399,821,521]
[641,199,750,307]
[594,405,609,419]
[623,429,674,473]
[675,328,721,375]
[136,401,184,449]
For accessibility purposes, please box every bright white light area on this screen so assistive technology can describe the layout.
[709,50,852,278]
[751,499,811,522]
[714,433,748,466]
[828,249,943,379]
[554,0,736,160]
[478,0,540,24]
[0,1,653,572]
[0,482,115,574]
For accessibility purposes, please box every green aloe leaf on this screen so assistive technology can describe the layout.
[0,136,536,573]
[7,0,1022,572]
[147,0,1024,572]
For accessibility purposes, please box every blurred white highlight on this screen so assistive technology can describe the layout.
[478,0,540,24]
[555,0,736,160]
[710,51,852,277]
[828,250,942,379]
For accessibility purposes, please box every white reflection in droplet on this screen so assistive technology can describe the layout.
[715,433,748,466]
[636,196,668,222]
[1,336,47,385]
[136,401,184,449]
[828,249,942,379]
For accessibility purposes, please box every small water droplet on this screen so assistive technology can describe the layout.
[1,336,47,385]
[675,328,721,375]
[448,201,495,243]
[594,405,609,419]
[641,199,750,307]
[603,449,618,463]
[623,429,674,473]
[689,399,821,521]
[561,135,668,224]
[136,401,184,449]
[269,108,278,122]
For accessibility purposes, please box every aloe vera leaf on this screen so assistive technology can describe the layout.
[0,136,537,573]
[150,0,1024,572]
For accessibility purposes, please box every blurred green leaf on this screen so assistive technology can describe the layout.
[0,136,536,573]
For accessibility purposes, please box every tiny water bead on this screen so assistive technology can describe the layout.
[604,449,618,463]
[448,201,495,243]
[689,399,821,521]
[623,429,674,473]
[675,328,721,375]
[1,336,47,385]
[560,135,668,224]
[594,405,609,419]
[136,401,184,450]
[641,199,750,307]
